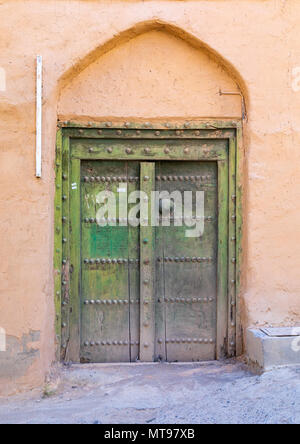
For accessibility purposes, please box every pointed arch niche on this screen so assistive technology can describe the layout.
[55,23,246,359]
[58,23,246,120]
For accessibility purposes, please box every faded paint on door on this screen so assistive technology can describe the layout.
[80,160,218,363]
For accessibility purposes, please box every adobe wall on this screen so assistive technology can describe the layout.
[0,0,299,395]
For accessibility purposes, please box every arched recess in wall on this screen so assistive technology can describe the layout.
[57,20,248,121]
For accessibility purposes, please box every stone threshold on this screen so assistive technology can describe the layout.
[247,327,300,371]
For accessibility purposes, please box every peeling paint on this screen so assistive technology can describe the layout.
[0,331,40,379]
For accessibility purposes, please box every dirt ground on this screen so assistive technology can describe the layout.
[0,361,299,424]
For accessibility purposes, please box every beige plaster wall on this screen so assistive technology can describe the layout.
[0,0,299,395]
[58,30,241,118]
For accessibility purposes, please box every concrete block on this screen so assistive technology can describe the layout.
[246,327,300,371]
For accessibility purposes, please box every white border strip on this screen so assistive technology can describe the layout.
[36,56,42,178]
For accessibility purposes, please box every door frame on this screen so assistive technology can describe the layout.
[54,120,243,362]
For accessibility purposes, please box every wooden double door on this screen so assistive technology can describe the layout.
[80,160,218,363]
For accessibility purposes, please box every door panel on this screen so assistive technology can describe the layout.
[80,161,140,362]
[155,162,217,362]
[80,160,218,363]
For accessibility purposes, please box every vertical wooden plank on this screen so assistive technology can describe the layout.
[216,157,229,359]
[127,162,140,362]
[228,138,237,357]
[61,135,70,359]
[54,129,62,359]
[80,161,131,363]
[68,157,81,362]
[154,162,167,361]
[140,162,155,361]
[235,126,244,356]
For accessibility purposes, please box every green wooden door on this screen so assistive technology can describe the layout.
[80,160,217,363]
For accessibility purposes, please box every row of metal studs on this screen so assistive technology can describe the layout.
[84,258,139,265]
[156,175,212,182]
[84,299,139,305]
[159,216,214,222]
[84,257,213,264]
[158,257,213,263]
[75,123,212,130]
[70,121,217,131]
[158,297,214,303]
[83,257,213,264]
[84,340,139,346]
[83,176,211,183]
[87,146,213,155]
[83,339,214,346]
[83,217,130,224]
[84,216,214,224]
[158,338,214,344]
[83,298,213,305]
[83,176,139,183]
[83,175,214,183]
